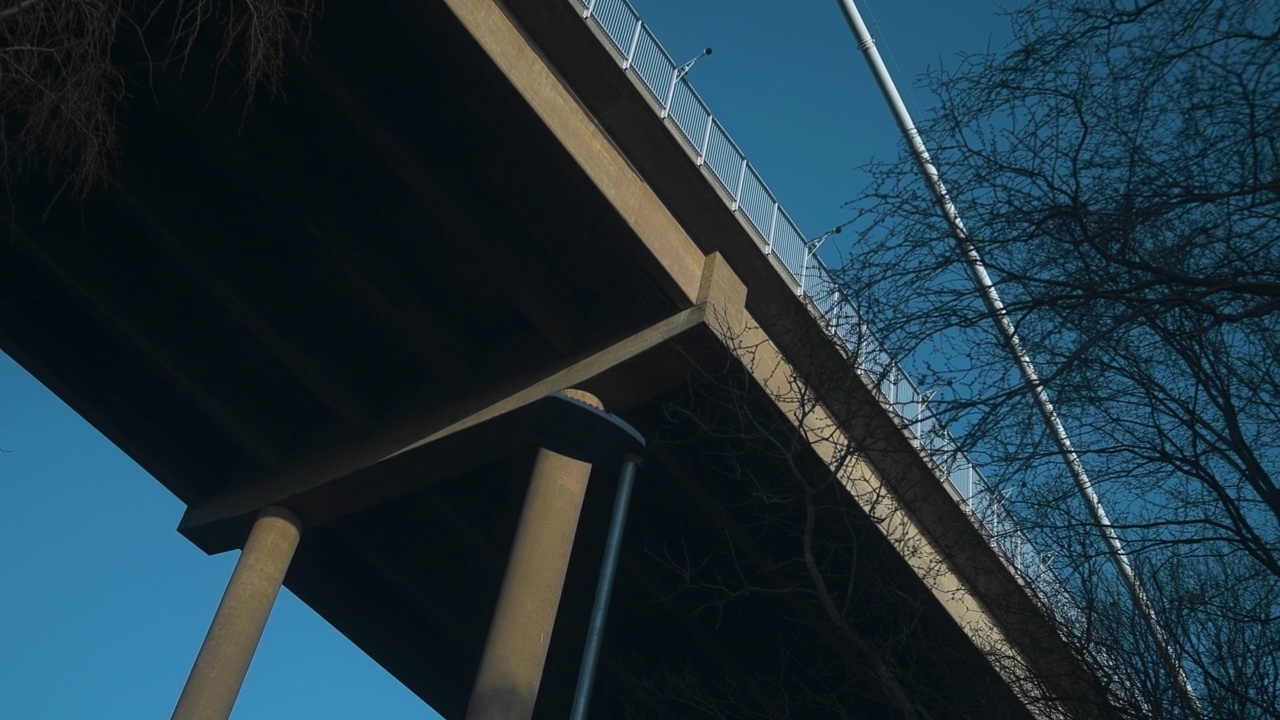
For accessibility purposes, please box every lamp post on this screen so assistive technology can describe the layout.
[568,452,644,720]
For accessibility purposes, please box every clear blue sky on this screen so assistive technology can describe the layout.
[0,1,1017,717]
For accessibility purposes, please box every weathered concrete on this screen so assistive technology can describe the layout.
[465,389,603,720]
[0,0,1108,710]
[172,506,303,720]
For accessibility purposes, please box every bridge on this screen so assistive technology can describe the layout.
[1,0,1110,717]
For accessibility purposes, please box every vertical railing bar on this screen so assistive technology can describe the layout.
[583,0,596,19]
[731,158,747,211]
[623,18,642,69]
[798,249,810,298]
[766,203,779,254]
[697,115,713,165]
[661,70,678,119]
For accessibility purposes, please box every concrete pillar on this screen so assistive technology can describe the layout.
[466,390,602,720]
[173,505,303,720]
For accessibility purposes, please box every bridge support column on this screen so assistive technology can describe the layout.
[172,505,302,720]
[466,389,602,720]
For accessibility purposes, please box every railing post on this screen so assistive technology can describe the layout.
[798,249,811,298]
[697,116,713,165]
[766,203,779,254]
[911,394,925,448]
[830,290,842,331]
[661,69,678,119]
[731,158,747,210]
[582,0,596,19]
[623,19,642,69]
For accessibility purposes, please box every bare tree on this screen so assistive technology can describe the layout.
[0,0,316,195]
[614,309,1111,719]
[841,1,1280,716]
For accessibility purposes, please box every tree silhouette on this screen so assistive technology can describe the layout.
[1,0,316,194]
[843,1,1280,715]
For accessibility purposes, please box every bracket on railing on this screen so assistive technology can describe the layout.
[798,226,842,297]
[661,48,712,119]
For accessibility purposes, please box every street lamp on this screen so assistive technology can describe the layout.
[799,224,842,298]
[661,47,712,118]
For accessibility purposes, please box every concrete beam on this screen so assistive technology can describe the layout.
[181,250,749,554]
[177,310,692,551]
[178,281,736,555]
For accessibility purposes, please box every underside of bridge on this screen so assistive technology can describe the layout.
[1,0,1108,718]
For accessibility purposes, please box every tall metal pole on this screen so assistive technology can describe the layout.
[569,454,641,720]
[834,1,1201,715]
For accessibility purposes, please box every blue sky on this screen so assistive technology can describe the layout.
[0,2,1019,717]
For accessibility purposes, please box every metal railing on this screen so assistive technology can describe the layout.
[573,0,1074,620]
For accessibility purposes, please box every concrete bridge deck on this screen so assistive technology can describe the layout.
[0,0,1110,717]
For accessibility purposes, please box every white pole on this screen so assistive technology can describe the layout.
[834,1,1201,715]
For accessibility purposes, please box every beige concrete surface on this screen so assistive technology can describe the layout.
[173,506,303,720]
[465,390,602,720]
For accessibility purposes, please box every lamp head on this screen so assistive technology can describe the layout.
[676,48,714,77]
[807,225,844,249]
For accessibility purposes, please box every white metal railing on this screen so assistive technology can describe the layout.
[572,0,1075,621]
